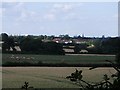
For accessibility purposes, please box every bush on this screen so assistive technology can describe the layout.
[3,61,33,66]
[67,54,120,90]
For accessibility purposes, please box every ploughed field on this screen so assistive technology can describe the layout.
[2,67,116,88]
[2,54,115,66]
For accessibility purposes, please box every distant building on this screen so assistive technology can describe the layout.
[80,49,88,53]
[7,46,21,52]
[52,38,61,43]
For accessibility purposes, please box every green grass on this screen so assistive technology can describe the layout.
[2,54,115,65]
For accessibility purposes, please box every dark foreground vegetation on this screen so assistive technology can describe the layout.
[2,61,114,67]
[66,53,120,90]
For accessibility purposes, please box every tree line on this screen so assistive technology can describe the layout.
[1,33,65,55]
[1,33,120,54]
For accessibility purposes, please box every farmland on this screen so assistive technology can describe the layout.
[2,54,117,89]
[2,54,115,66]
[2,67,116,88]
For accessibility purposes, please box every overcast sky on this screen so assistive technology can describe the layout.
[1,2,118,37]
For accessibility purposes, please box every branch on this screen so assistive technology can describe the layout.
[105,60,120,73]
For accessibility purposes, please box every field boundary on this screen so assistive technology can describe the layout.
[65,54,116,56]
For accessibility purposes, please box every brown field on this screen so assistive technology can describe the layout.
[2,67,116,88]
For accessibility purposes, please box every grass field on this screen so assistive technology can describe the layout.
[2,54,115,66]
[2,67,116,88]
